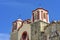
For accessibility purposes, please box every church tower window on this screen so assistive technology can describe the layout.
[44,13,46,19]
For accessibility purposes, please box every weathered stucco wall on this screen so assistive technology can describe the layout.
[18,23,31,40]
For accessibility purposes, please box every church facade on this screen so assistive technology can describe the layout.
[10,8,60,40]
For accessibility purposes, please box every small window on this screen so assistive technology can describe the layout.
[41,11,43,12]
[37,11,39,19]
[37,11,39,13]
[44,13,46,18]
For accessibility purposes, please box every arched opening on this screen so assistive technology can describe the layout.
[20,31,29,40]
[22,31,27,40]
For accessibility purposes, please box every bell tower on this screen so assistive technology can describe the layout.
[31,8,49,40]
[32,8,49,23]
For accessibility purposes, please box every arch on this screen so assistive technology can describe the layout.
[20,31,29,40]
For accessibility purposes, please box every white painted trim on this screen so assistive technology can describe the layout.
[48,14,50,23]
[43,18,46,22]
[39,10,42,20]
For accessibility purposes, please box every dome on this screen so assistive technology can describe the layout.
[17,18,22,21]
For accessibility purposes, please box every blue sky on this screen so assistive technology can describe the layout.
[0,0,60,40]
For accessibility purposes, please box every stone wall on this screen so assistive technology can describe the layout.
[10,31,18,40]
[45,22,60,40]
[31,21,40,40]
